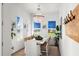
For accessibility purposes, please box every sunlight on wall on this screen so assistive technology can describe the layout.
[16,16,23,41]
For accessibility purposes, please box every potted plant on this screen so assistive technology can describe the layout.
[54,25,60,46]
[11,22,16,39]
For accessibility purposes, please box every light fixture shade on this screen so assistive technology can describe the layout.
[35,4,42,15]
[37,7,40,11]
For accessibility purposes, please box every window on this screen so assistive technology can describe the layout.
[48,21,56,28]
[34,22,41,28]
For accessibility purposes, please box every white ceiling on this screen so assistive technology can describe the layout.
[22,3,61,14]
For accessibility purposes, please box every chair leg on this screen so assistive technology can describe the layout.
[40,42,48,56]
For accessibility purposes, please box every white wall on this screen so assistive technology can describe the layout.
[0,3,2,56]
[44,12,60,25]
[59,3,79,56]
[25,14,32,37]
[2,3,31,55]
[2,3,12,56]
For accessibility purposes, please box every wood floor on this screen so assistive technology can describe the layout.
[48,46,60,56]
[12,49,26,56]
[12,46,60,56]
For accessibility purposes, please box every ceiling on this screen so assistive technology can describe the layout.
[22,3,61,14]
